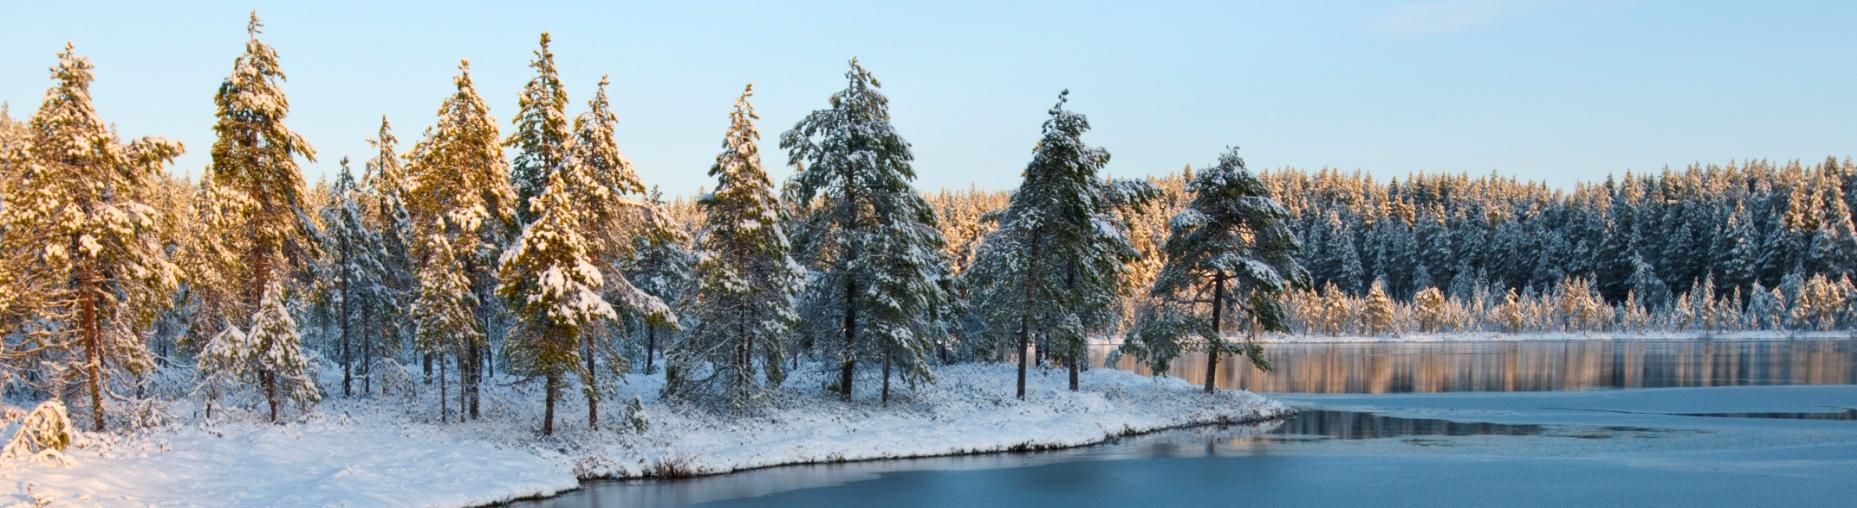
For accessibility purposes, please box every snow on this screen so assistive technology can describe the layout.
[0,362,1286,507]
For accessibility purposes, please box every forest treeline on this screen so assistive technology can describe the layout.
[2,14,1853,440]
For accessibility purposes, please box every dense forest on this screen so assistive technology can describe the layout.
[3,14,1854,440]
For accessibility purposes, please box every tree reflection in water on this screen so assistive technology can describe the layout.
[1092,339,1857,393]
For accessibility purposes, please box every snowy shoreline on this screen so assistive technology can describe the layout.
[2,363,1289,507]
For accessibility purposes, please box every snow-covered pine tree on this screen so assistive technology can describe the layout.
[246,280,320,422]
[1626,254,1671,311]
[316,159,395,397]
[192,322,246,421]
[410,232,476,422]
[965,91,1153,398]
[565,75,676,429]
[1718,202,1760,293]
[780,59,954,402]
[507,32,572,226]
[1493,288,1526,333]
[1318,212,1363,294]
[206,12,318,317]
[0,44,183,431]
[1361,279,1397,336]
[667,84,802,409]
[1121,147,1307,393]
[498,168,617,436]
[1413,287,1450,332]
[1744,282,1782,331]
[406,60,516,419]
[622,187,696,376]
[1806,190,1857,279]
[360,117,415,396]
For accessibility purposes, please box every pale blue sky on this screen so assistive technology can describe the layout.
[3,1,1853,194]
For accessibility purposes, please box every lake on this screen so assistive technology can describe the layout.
[518,339,1857,507]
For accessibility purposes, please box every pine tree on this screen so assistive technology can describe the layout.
[498,168,618,436]
[1806,190,1857,278]
[410,233,475,422]
[667,84,802,409]
[1744,282,1782,330]
[1361,279,1397,336]
[406,60,516,419]
[1493,288,1526,333]
[562,75,673,429]
[1626,254,1671,311]
[622,188,695,376]
[192,323,247,421]
[507,32,572,226]
[1121,147,1307,393]
[1413,287,1450,332]
[781,59,954,402]
[206,12,318,317]
[360,117,415,396]
[965,91,1153,398]
[246,280,320,422]
[0,44,183,430]
[316,159,394,398]
[1718,202,1759,293]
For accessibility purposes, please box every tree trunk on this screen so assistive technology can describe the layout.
[264,370,279,423]
[80,271,105,432]
[362,305,374,396]
[1206,272,1224,394]
[439,356,448,423]
[457,353,467,421]
[881,352,892,406]
[466,339,480,420]
[643,325,657,375]
[543,371,558,436]
[1016,315,1029,400]
[839,277,857,400]
[1068,352,1079,391]
[1017,236,1043,401]
[423,353,433,384]
[341,236,352,398]
[586,336,598,431]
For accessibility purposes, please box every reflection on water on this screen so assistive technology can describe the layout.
[1274,410,1542,439]
[1093,339,1857,393]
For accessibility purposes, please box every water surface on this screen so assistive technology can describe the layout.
[518,339,1857,507]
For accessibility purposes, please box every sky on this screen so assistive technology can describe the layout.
[3,0,1854,195]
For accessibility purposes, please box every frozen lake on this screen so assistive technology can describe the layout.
[519,339,1857,507]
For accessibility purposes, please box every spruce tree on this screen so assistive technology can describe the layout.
[507,32,572,226]
[781,59,954,402]
[0,44,183,430]
[965,91,1152,398]
[622,187,695,376]
[246,280,321,422]
[1362,279,1397,336]
[206,12,318,316]
[498,167,617,436]
[410,233,475,422]
[1121,147,1307,393]
[361,117,415,396]
[406,60,516,419]
[564,75,674,428]
[316,159,394,397]
[667,84,802,409]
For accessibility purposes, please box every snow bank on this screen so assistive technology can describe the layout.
[1,362,1287,507]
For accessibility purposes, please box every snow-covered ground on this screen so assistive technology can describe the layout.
[0,362,1288,507]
